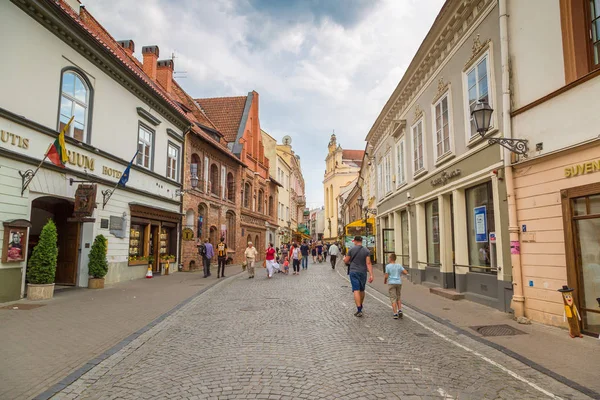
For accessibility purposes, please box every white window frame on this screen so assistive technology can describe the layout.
[220,166,226,199]
[203,156,209,192]
[384,152,392,195]
[431,90,454,161]
[411,118,426,177]
[462,48,497,144]
[166,143,179,181]
[59,70,90,143]
[377,162,383,199]
[137,124,154,170]
[395,138,406,188]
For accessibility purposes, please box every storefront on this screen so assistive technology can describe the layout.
[514,142,600,336]
[377,145,512,311]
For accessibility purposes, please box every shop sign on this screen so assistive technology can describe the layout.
[489,232,496,243]
[1,130,29,149]
[474,206,487,243]
[182,228,194,241]
[431,169,461,187]
[2,220,31,263]
[73,184,97,218]
[564,160,600,178]
[109,215,126,238]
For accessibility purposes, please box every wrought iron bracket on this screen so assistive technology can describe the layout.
[19,169,35,197]
[101,188,115,209]
[488,138,529,155]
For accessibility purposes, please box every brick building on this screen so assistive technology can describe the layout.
[197,92,279,254]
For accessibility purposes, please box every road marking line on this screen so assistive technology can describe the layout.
[335,269,563,400]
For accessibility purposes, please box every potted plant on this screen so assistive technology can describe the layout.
[26,220,58,300]
[88,235,108,289]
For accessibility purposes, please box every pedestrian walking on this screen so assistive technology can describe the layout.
[216,237,227,278]
[244,241,258,279]
[265,243,277,278]
[328,242,340,269]
[197,240,209,278]
[343,236,373,317]
[300,240,310,270]
[203,238,214,277]
[290,244,301,275]
[311,243,317,262]
[384,254,408,319]
[323,242,328,262]
[283,256,290,274]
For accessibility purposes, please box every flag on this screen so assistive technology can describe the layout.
[118,150,139,187]
[47,116,74,168]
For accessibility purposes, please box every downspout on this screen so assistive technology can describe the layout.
[499,0,525,318]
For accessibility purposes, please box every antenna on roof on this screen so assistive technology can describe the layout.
[171,51,188,79]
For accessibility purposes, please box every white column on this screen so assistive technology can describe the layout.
[393,209,402,256]
[491,175,507,281]
[453,189,469,292]
[416,202,427,271]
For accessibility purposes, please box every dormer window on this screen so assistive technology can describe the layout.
[59,70,92,143]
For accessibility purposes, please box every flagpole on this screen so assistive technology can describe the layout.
[102,150,138,209]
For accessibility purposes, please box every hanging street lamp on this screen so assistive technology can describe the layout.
[471,100,528,155]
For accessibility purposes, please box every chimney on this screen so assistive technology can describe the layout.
[156,59,174,94]
[117,40,135,57]
[142,45,160,81]
[64,0,81,15]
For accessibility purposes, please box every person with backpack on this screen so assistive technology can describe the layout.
[216,237,228,278]
[343,236,374,317]
[197,240,208,278]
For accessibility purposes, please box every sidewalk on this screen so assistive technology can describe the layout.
[0,265,243,400]
[367,263,600,397]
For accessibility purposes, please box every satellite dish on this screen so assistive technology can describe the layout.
[282,135,292,145]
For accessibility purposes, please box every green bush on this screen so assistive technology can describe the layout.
[27,219,58,285]
[88,235,108,279]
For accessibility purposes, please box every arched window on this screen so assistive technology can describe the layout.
[191,154,200,187]
[197,204,207,239]
[258,189,264,213]
[210,164,219,195]
[244,183,251,208]
[268,196,274,216]
[185,209,195,227]
[227,172,235,201]
[59,69,92,143]
[226,211,236,250]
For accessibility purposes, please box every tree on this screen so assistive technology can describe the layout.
[88,234,108,279]
[27,219,58,285]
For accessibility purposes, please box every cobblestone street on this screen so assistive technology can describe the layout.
[51,260,592,400]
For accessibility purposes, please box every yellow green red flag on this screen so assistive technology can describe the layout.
[47,116,73,168]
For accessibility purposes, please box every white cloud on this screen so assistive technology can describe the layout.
[88,0,444,209]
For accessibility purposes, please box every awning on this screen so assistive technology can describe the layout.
[345,218,376,228]
[294,231,312,240]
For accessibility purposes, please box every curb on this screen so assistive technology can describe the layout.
[33,271,243,400]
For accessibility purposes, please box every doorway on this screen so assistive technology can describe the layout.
[29,196,80,286]
[382,228,395,263]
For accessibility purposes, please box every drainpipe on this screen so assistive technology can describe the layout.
[499,0,525,318]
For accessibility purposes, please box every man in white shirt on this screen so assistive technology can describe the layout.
[244,242,258,279]
[328,242,340,270]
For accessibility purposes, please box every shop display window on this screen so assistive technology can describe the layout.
[466,181,497,273]
[425,200,440,265]
[128,224,147,265]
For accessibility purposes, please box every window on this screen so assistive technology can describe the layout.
[384,153,392,194]
[425,199,440,265]
[204,156,209,192]
[226,211,236,250]
[466,182,497,273]
[59,70,91,142]
[466,55,490,138]
[166,143,179,181]
[197,204,207,239]
[268,196,274,216]
[286,206,289,221]
[400,210,409,266]
[590,0,600,67]
[412,120,424,173]
[227,172,235,201]
[221,166,226,199]
[434,95,451,158]
[258,189,264,213]
[137,124,153,169]
[395,139,405,187]
[210,164,219,195]
[244,183,251,208]
[190,154,200,186]
[377,162,383,198]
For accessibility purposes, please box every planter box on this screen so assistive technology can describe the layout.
[88,278,105,289]
[128,260,148,266]
[27,283,55,300]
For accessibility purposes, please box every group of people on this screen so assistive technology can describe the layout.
[197,238,229,279]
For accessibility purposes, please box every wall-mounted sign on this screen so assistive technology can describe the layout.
[564,159,600,178]
[489,232,496,243]
[474,206,487,243]
[1,130,29,149]
[431,169,461,186]
[102,166,123,179]
[182,228,194,241]
[2,220,31,263]
[109,215,126,238]
[73,184,97,218]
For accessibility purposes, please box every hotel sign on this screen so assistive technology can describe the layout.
[564,160,600,178]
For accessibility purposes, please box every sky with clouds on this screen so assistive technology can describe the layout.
[88,0,444,209]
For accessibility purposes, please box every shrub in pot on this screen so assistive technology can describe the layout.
[88,234,108,289]
[27,219,58,300]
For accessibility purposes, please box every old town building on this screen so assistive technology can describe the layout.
[366,0,513,311]
[197,92,279,253]
[276,141,308,243]
[323,133,364,241]
[506,0,600,336]
[0,0,192,301]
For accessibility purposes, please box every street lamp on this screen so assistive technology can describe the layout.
[175,174,199,196]
[471,100,528,155]
[357,193,364,210]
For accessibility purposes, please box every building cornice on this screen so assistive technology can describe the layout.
[11,0,190,131]
[365,0,495,149]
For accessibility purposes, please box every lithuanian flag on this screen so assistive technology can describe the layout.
[47,116,73,168]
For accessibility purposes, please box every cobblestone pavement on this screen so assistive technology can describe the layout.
[54,261,592,400]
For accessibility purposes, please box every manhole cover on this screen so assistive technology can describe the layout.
[470,324,526,337]
[415,333,429,337]
[0,303,45,310]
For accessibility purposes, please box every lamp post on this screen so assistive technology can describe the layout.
[175,174,199,196]
[471,100,528,155]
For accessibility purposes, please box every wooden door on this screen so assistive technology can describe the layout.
[151,225,160,273]
[55,221,80,285]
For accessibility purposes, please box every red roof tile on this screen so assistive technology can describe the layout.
[342,150,365,161]
[195,96,248,143]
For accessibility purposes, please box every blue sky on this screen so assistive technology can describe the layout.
[89,0,444,208]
